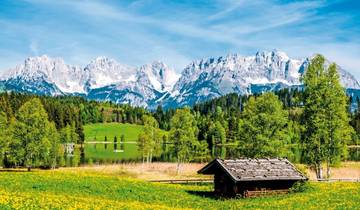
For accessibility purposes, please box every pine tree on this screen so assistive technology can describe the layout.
[194,140,210,163]
[104,136,107,150]
[209,121,226,158]
[114,136,117,151]
[76,113,85,144]
[0,112,10,166]
[120,134,125,151]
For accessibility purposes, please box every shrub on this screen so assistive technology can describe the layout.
[290,181,313,193]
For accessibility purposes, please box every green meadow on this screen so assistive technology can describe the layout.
[84,123,144,142]
[83,123,168,162]
[0,170,358,209]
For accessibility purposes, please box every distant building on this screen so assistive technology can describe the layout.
[64,143,75,156]
[198,158,307,197]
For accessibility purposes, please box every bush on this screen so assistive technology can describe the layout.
[290,181,313,193]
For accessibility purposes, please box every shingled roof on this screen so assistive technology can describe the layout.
[198,158,307,182]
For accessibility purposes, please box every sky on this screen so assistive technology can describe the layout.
[0,0,359,78]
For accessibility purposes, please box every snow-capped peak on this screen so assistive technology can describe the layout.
[255,49,290,63]
[2,55,88,93]
[137,61,180,92]
[84,57,136,89]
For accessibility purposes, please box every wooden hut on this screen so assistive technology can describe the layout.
[198,158,307,197]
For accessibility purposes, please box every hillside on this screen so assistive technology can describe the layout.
[0,169,358,209]
[84,123,145,142]
[84,123,168,162]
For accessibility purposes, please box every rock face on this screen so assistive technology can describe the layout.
[0,50,359,109]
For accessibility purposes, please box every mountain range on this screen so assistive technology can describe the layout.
[1,50,359,109]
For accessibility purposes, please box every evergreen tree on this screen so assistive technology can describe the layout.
[209,121,226,158]
[114,136,117,151]
[104,136,107,150]
[60,125,71,143]
[0,112,10,166]
[194,140,210,163]
[120,134,125,151]
[76,113,85,144]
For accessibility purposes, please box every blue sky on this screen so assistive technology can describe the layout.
[0,0,359,78]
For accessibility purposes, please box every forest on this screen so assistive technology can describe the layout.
[0,55,359,179]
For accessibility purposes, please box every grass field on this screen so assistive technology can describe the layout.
[0,169,358,209]
[84,123,144,142]
[83,123,168,162]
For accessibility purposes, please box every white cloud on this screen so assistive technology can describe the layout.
[207,0,246,21]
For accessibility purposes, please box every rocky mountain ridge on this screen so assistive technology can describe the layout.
[0,50,359,109]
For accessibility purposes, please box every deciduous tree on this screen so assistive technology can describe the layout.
[238,92,290,158]
[302,55,353,179]
[13,98,59,171]
[137,115,161,163]
[169,108,199,173]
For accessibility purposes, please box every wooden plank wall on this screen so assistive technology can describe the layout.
[244,189,289,198]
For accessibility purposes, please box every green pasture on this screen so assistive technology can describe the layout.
[83,123,167,161]
[84,123,144,142]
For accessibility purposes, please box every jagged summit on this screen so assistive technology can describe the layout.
[138,61,180,92]
[2,55,85,93]
[0,50,359,109]
[84,56,136,89]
